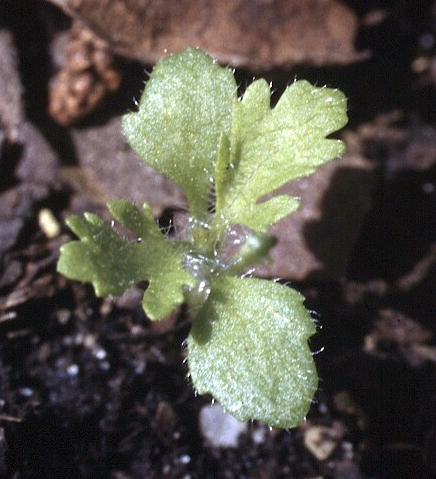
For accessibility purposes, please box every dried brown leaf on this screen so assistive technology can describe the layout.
[48,0,366,70]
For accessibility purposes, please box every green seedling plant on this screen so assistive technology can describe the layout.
[57,48,347,428]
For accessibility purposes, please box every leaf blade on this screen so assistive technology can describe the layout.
[122,48,237,219]
[215,79,348,231]
[57,200,195,320]
[188,275,318,428]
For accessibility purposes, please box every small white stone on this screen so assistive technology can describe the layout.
[38,208,60,238]
[304,425,339,461]
[199,403,247,448]
[67,364,79,376]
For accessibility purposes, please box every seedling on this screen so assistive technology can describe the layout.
[58,48,347,428]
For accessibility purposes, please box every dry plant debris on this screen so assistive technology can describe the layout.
[47,0,365,70]
[49,21,123,125]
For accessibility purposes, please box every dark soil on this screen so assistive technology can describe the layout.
[1,1,436,478]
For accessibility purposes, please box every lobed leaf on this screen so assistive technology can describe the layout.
[58,49,349,428]
[214,79,347,231]
[57,200,195,320]
[188,275,318,428]
[122,48,237,220]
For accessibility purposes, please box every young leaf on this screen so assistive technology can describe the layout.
[188,275,318,428]
[122,48,237,220]
[214,79,347,231]
[57,200,195,320]
[58,48,349,429]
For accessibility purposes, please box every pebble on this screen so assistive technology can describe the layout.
[199,403,247,448]
[304,425,340,461]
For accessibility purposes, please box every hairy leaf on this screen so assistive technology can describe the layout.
[122,48,237,220]
[58,49,349,428]
[214,79,347,231]
[188,275,318,428]
[57,200,194,319]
